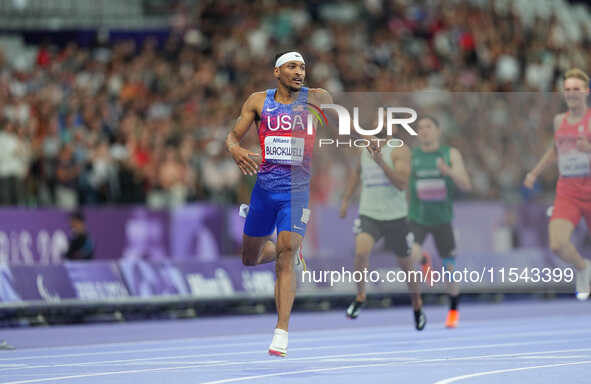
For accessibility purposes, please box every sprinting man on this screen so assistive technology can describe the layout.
[524,68,591,300]
[225,51,335,357]
[408,116,472,328]
[340,128,426,330]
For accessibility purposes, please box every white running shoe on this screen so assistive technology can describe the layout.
[268,328,288,357]
[0,340,14,350]
[575,259,591,301]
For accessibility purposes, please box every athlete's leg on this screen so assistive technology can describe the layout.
[549,216,591,300]
[274,230,302,332]
[549,219,586,270]
[387,219,422,310]
[396,255,423,310]
[432,223,460,327]
[242,235,276,266]
[550,196,591,299]
[388,219,426,330]
[409,242,423,266]
[549,196,587,268]
[243,236,280,314]
[242,183,277,266]
[396,253,426,330]
[408,221,428,263]
[432,223,459,293]
[355,232,375,302]
[352,217,379,302]
[407,221,430,277]
[354,233,375,302]
[267,231,299,357]
[346,217,378,319]
[267,191,309,356]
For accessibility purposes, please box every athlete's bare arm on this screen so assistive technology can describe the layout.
[309,88,380,155]
[524,114,562,189]
[340,153,361,218]
[308,88,335,132]
[575,113,591,153]
[438,148,472,192]
[226,92,265,176]
[371,145,411,190]
[308,88,334,114]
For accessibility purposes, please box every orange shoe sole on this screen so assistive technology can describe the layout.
[445,310,459,328]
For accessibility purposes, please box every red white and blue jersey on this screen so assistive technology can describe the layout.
[256,87,316,192]
[555,108,591,200]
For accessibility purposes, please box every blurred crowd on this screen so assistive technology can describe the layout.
[0,0,590,209]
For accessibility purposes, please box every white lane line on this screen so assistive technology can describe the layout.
[0,327,361,353]
[200,363,427,384]
[514,355,591,359]
[0,342,409,371]
[3,324,591,363]
[0,325,436,361]
[432,360,591,384]
[188,341,591,370]
[0,340,468,372]
[1,341,587,384]
[202,348,591,384]
[5,310,590,354]
[200,355,591,384]
[0,364,208,384]
[0,323,410,354]
[5,348,591,376]
[2,328,591,371]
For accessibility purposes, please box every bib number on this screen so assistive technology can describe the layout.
[362,167,389,188]
[264,136,304,165]
[417,178,447,201]
[559,151,590,177]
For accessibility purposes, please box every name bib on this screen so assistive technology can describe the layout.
[417,178,447,201]
[362,166,390,188]
[559,151,590,177]
[264,136,304,165]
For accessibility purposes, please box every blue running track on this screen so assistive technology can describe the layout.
[0,299,590,384]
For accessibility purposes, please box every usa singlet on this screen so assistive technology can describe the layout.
[243,87,317,237]
[256,87,316,193]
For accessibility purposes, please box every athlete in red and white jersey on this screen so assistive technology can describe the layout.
[524,68,591,300]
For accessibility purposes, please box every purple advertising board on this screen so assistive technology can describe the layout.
[1,262,129,303]
[0,265,77,302]
[86,207,170,262]
[169,204,240,262]
[0,205,231,265]
[0,209,70,265]
[0,265,21,302]
[0,207,171,265]
[64,261,129,300]
[1,202,569,266]
[175,259,275,298]
[0,202,584,303]
[118,258,188,297]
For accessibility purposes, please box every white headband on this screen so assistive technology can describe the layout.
[275,52,305,68]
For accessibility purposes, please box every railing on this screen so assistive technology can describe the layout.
[0,0,169,29]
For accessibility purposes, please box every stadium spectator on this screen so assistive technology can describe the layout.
[0,0,589,206]
[64,211,94,261]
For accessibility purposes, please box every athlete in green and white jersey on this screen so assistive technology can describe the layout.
[408,116,472,328]
[341,139,426,331]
